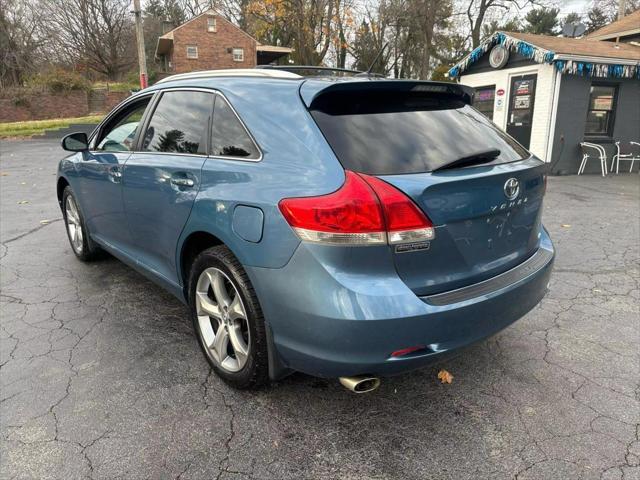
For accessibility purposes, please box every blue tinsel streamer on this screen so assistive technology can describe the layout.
[448,32,638,79]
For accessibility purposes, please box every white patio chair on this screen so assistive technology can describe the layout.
[629,142,640,173]
[610,141,640,174]
[579,142,607,177]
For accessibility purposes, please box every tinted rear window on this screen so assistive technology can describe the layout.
[210,96,260,159]
[142,91,213,155]
[310,91,529,175]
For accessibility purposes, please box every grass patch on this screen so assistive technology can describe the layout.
[0,115,104,139]
[93,81,138,93]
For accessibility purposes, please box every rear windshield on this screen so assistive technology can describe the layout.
[310,91,529,175]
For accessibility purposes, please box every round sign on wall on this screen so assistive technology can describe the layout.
[497,88,505,96]
[489,45,510,69]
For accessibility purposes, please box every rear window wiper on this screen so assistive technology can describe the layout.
[434,149,501,172]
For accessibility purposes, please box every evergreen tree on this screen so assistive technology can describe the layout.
[585,7,609,33]
[563,12,582,26]
[523,7,560,35]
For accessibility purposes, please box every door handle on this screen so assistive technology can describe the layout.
[170,177,195,187]
[108,166,122,182]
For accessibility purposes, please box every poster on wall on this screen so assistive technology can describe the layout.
[515,80,531,95]
[514,95,530,109]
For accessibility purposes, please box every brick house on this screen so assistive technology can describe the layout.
[155,10,292,74]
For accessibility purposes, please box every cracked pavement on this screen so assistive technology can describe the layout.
[1,139,639,480]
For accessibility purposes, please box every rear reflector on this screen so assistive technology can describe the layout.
[391,345,426,357]
[278,171,435,246]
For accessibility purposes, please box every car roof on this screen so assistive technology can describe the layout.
[140,69,473,109]
[155,68,303,84]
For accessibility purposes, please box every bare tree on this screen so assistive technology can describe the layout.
[462,0,543,48]
[246,0,336,65]
[0,0,46,86]
[40,0,135,80]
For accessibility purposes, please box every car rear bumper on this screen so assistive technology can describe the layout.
[246,228,554,379]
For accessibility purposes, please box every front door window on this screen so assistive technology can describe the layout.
[95,100,151,152]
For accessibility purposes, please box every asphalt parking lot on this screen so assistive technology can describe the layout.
[1,139,638,480]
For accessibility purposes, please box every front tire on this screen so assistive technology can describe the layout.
[188,245,269,389]
[62,186,101,262]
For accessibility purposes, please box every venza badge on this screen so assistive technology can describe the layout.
[503,178,520,200]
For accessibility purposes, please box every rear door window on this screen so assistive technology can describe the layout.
[310,91,529,175]
[142,91,214,155]
[210,95,260,159]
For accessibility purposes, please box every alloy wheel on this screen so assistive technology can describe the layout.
[65,195,83,254]
[195,267,250,372]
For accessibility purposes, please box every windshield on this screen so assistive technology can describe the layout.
[310,91,529,175]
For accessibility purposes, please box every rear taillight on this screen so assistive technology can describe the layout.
[278,171,435,246]
[359,173,435,244]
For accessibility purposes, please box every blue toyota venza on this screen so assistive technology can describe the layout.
[57,68,554,392]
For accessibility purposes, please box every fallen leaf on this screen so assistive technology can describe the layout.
[561,224,571,228]
[437,369,454,384]
[0,172,8,176]
[39,219,54,225]
[17,200,29,205]
[20,182,26,185]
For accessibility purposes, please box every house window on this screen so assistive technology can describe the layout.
[473,85,496,121]
[186,45,198,59]
[585,84,617,137]
[232,48,244,62]
[207,16,216,32]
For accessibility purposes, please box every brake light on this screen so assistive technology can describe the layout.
[278,171,435,246]
[359,173,435,244]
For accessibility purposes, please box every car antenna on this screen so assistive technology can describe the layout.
[365,42,388,75]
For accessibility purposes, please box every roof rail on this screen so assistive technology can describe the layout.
[156,68,301,84]
[256,65,385,77]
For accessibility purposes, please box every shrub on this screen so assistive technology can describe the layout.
[26,70,92,93]
[12,97,30,108]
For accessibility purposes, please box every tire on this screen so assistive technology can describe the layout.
[62,186,102,262]
[188,245,269,389]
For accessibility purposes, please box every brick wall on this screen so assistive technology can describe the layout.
[105,91,129,111]
[0,91,88,123]
[171,13,257,73]
[0,90,129,123]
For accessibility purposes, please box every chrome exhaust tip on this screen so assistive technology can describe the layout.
[339,376,381,393]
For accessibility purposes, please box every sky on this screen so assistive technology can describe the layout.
[554,0,594,15]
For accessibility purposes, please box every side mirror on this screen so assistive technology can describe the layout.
[61,132,89,152]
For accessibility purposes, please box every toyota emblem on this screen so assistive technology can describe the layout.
[504,178,520,200]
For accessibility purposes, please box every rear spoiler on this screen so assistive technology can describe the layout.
[299,79,474,108]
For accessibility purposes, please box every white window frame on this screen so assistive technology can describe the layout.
[232,48,244,62]
[186,45,198,59]
[207,16,216,32]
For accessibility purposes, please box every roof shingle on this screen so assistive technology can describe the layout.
[504,31,640,61]
[586,10,640,40]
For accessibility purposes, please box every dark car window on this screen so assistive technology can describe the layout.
[210,96,260,159]
[96,99,150,152]
[142,91,214,155]
[310,91,529,175]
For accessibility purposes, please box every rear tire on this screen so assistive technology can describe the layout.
[62,186,102,262]
[188,245,269,389]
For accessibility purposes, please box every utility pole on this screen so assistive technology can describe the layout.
[618,0,627,20]
[133,0,148,89]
